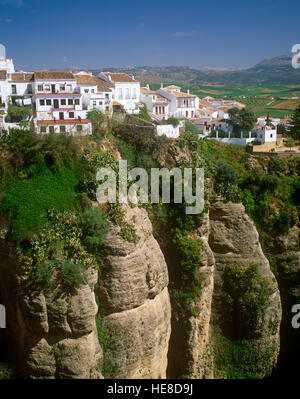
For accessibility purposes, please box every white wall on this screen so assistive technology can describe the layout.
[114,82,140,114]
[157,124,179,138]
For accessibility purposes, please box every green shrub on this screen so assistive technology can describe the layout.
[1,167,81,241]
[33,262,53,290]
[167,117,180,127]
[222,263,274,338]
[138,105,151,121]
[0,363,14,379]
[78,209,108,253]
[59,262,86,290]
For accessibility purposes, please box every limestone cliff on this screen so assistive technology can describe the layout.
[184,200,282,378]
[0,240,101,379]
[97,204,171,378]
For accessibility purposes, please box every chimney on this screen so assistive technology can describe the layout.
[146,84,150,90]
[187,89,190,94]
[132,75,135,80]
[161,83,163,89]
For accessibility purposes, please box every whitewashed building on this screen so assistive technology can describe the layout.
[34,71,91,135]
[0,44,15,74]
[157,85,199,118]
[74,72,114,115]
[0,70,9,111]
[9,72,34,105]
[140,85,170,120]
[255,125,277,144]
[98,72,140,114]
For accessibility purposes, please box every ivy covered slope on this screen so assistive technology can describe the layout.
[0,128,171,379]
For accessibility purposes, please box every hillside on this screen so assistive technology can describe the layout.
[89,54,300,86]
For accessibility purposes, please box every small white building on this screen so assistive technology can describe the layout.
[9,72,34,105]
[255,125,277,144]
[157,85,199,118]
[74,72,114,115]
[0,70,9,110]
[140,85,170,120]
[0,44,15,74]
[98,72,140,114]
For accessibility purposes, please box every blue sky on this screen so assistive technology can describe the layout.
[0,0,299,70]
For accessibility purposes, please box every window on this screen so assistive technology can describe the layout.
[40,99,45,106]
[91,89,95,93]
[44,85,50,92]
[77,125,83,132]
[46,99,51,106]
[74,99,80,105]
[84,89,89,93]
[270,134,273,138]
[68,99,73,105]
[38,85,43,92]
[60,84,65,91]
[66,84,72,92]
[60,125,66,133]
[41,126,47,133]
[99,101,103,106]
[27,84,32,94]
[69,112,75,118]
[93,101,97,107]
[105,94,109,99]
[118,88,123,100]
[11,85,17,94]
[61,99,66,106]
[125,88,130,99]
[49,126,55,134]
[132,88,137,99]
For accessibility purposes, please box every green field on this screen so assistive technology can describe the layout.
[149,83,300,118]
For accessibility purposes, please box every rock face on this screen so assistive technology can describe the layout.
[208,200,282,378]
[0,199,283,379]
[0,241,101,379]
[180,200,282,379]
[97,204,171,378]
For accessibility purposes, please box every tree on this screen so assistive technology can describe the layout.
[289,104,300,140]
[286,137,295,151]
[87,109,106,134]
[19,119,29,129]
[265,114,274,128]
[138,105,151,121]
[228,107,256,137]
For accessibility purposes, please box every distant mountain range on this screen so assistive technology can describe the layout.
[86,54,300,86]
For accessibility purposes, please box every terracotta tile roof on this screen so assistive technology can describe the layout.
[10,72,34,82]
[35,71,75,80]
[199,99,212,105]
[218,106,230,112]
[76,75,113,92]
[37,119,91,125]
[164,89,196,98]
[0,70,7,80]
[141,87,156,94]
[102,72,136,83]
[164,85,180,89]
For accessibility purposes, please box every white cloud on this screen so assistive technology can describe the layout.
[170,30,197,38]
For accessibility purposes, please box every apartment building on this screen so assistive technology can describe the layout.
[140,85,170,119]
[156,85,199,118]
[34,71,91,135]
[98,72,140,114]
[74,72,114,115]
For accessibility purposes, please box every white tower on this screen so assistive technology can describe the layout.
[0,44,15,73]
